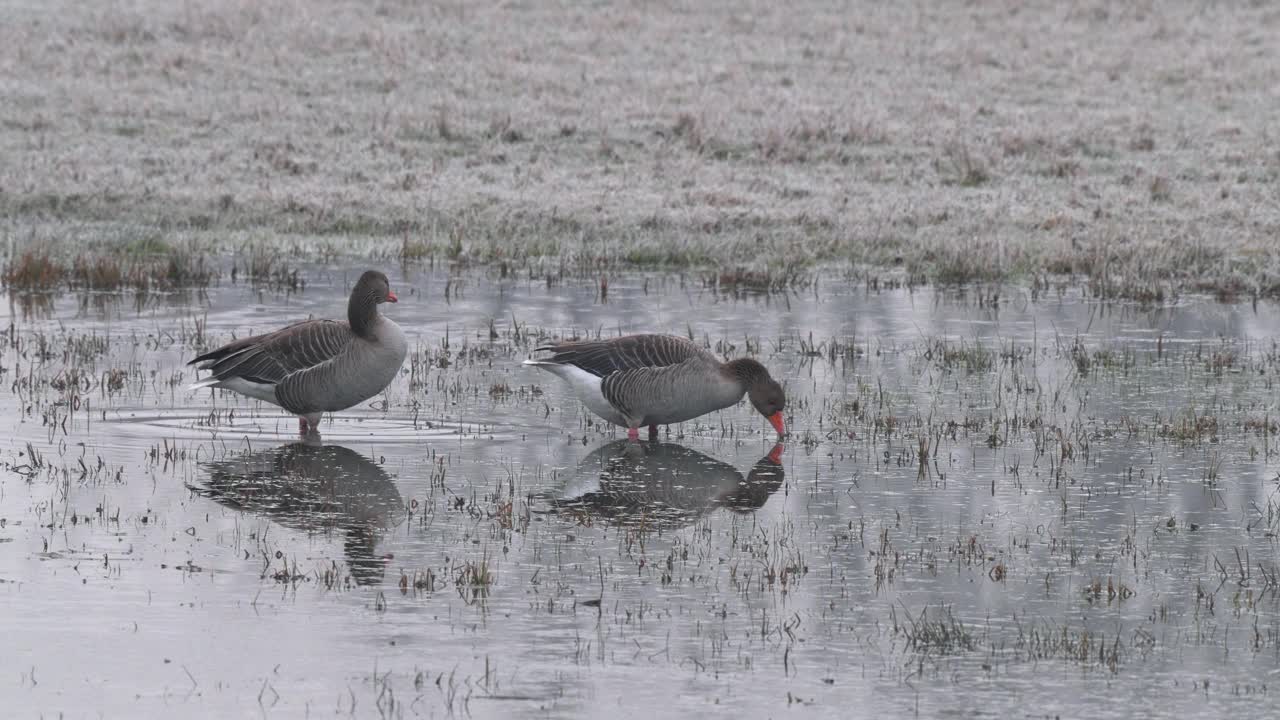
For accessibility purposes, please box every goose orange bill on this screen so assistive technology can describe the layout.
[386,290,398,302]
[768,411,785,436]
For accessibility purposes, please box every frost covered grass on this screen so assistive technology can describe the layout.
[3,0,1279,298]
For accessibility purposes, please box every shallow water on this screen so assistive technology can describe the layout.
[3,268,1280,718]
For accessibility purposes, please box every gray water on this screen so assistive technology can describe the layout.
[3,268,1279,718]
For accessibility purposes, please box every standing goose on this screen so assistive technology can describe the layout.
[524,334,786,440]
[188,270,408,435]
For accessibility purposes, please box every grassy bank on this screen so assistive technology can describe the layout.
[3,1,1279,298]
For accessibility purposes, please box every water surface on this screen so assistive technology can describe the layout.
[3,269,1279,718]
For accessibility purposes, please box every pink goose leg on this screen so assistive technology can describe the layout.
[627,427,640,441]
[648,425,659,441]
[299,413,322,437]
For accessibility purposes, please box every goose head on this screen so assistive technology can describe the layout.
[349,270,399,334]
[726,358,787,436]
[355,270,398,304]
[749,377,786,436]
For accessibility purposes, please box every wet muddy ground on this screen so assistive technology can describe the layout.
[3,268,1280,718]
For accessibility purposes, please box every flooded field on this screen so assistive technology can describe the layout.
[2,267,1278,718]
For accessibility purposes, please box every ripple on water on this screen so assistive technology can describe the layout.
[100,406,499,447]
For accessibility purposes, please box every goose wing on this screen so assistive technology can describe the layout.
[188,319,354,387]
[533,334,707,377]
[599,360,731,425]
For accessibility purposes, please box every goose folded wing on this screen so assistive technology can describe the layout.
[599,365,679,419]
[196,320,353,385]
[537,334,702,377]
[272,354,348,415]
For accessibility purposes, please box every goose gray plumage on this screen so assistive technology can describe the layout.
[523,333,786,440]
[188,270,408,435]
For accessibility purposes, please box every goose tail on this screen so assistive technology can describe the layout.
[188,376,221,392]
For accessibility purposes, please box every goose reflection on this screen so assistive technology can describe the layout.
[555,442,785,528]
[192,442,404,585]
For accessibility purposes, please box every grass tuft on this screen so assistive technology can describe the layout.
[4,251,66,289]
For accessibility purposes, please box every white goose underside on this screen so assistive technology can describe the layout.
[211,376,279,405]
[524,360,630,427]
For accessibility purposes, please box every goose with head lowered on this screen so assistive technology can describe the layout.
[524,333,786,440]
[188,270,408,436]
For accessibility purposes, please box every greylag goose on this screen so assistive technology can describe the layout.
[192,442,403,585]
[188,270,408,435]
[552,441,785,528]
[524,334,786,440]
